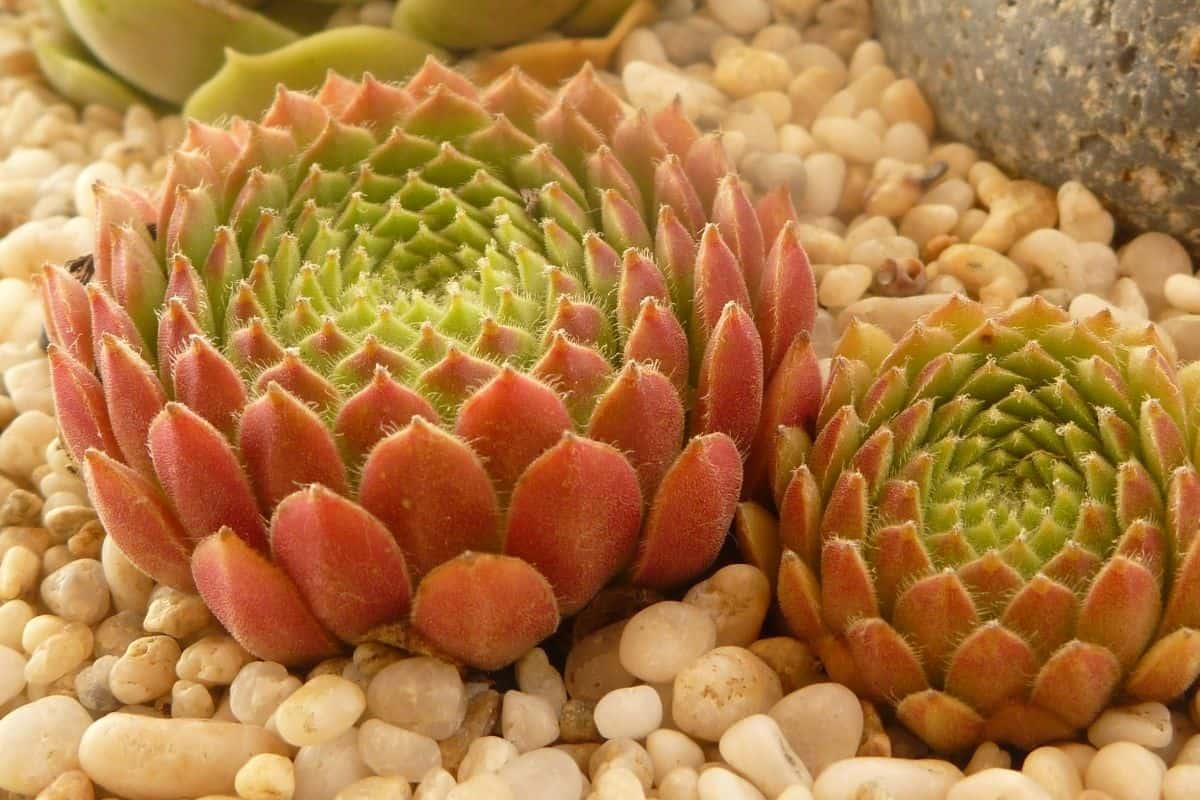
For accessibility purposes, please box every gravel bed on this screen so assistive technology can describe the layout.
[0,0,1199,799]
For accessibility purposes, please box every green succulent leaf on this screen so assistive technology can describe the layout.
[59,0,299,104]
[392,0,585,49]
[184,26,447,122]
[32,29,153,111]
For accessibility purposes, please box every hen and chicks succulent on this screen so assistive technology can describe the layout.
[40,59,821,672]
[764,296,1200,750]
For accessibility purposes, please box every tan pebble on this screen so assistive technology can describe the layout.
[784,45,847,87]
[1022,746,1083,800]
[591,766,645,799]
[143,585,211,639]
[881,121,930,163]
[779,124,818,157]
[177,635,249,687]
[439,687,501,770]
[672,647,781,742]
[21,614,68,654]
[954,208,989,241]
[836,163,871,218]
[920,177,975,212]
[567,622,636,702]
[413,767,456,800]
[935,244,1029,296]
[275,675,366,747]
[964,741,1011,775]
[849,235,919,271]
[1008,228,1085,295]
[812,117,882,164]
[713,47,792,98]
[719,714,811,797]
[0,544,38,600]
[445,772,510,800]
[879,78,934,136]
[796,224,849,265]
[1164,273,1200,313]
[1118,231,1194,315]
[837,294,957,340]
[811,757,961,799]
[658,766,700,800]
[696,766,766,799]
[171,680,214,719]
[1057,181,1114,244]
[1162,315,1200,362]
[846,65,895,109]
[109,635,180,705]
[971,179,1058,253]
[235,753,295,800]
[847,40,885,80]
[92,611,146,659]
[752,24,803,54]
[25,622,92,684]
[1084,742,1164,800]
[900,204,958,248]
[819,265,873,308]
[816,89,858,121]
[79,713,289,800]
[748,638,822,695]
[787,67,842,127]
[34,769,93,800]
[1107,277,1150,319]
[589,738,653,790]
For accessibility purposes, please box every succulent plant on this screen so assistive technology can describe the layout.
[765,295,1200,751]
[41,60,820,669]
[392,0,585,50]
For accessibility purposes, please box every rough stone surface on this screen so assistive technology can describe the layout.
[873,0,1200,258]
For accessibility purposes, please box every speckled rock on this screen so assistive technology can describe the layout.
[873,0,1200,257]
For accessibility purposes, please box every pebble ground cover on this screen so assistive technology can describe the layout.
[1,1,1200,800]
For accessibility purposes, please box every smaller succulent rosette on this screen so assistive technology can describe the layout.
[765,295,1200,751]
[41,59,820,669]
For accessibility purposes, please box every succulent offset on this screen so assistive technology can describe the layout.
[763,295,1200,751]
[40,59,821,670]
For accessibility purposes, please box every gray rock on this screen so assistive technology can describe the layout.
[873,0,1200,259]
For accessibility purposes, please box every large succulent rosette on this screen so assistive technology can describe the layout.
[768,296,1200,751]
[40,59,821,669]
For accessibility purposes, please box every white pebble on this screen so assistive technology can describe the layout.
[948,769,1050,800]
[24,621,91,684]
[498,748,584,800]
[647,729,705,785]
[683,564,771,647]
[720,714,812,797]
[502,690,560,752]
[1008,228,1085,295]
[592,766,645,800]
[72,161,124,220]
[0,545,38,600]
[235,753,296,800]
[0,644,25,705]
[1085,742,1165,800]
[447,772,513,800]
[0,695,91,795]
[616,28,668,71]
[1022,746,1083,800]
[590,739,654,790]
[1164,764,1200,800]
[457,736,518,782]
[621,61,728,120]
[357,718,442,782]
[881,121,930,163]
[659,766,701,800]
[769,683,863,777]
[566,622,636,702]
[294,729,373,800]
[230,661,303,726]
[367,657,466,741]
[1165,273,1200,313]
[620,602,717,684]
[40,559,110,625]
[1088,702,1173,750]
[176,634,249,687]
[1118,231,1193,316]
[1057,181,1114,244]
[171,679,214,719]
[697,766,767,800]
[800,153,846,216]
[812,758,962,800]
[0,599,34,651]
[414,767,456,800]
[673,646,782,742]
[275,675,366,747]
[595,685,663,741]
